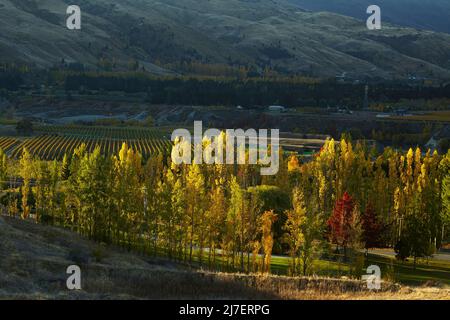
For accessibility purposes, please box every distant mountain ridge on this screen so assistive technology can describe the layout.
[1,0,450,79]
[288,0,450,34]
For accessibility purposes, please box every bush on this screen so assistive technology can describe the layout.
[92,244,109,263]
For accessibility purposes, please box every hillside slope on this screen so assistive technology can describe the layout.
[0,0,450,79]
[288,0,450,34]
[0,215,277,299]
[1,216,449,300]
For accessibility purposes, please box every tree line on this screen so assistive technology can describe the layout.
[3,65,450,108]
[63,72,450,108]
[1,139,449,275]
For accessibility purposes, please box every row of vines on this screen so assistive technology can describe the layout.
[3,126,172,160]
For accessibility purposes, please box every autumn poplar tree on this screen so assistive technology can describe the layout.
[442,174,450,241]
[206,176,227,269]
[34,161,52,223]
[112,143,143,249]
[440,150,450,242]
[186,164,206,264]
[170,174,186,260]
[284,188,306,275]
[0,148,7,190]
[74,146,111,241]
[19,148,33,219]
[226,175,244,269]
[260,210,277,273]
[327,192,360,258]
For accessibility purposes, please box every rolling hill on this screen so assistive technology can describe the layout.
[288,0,450,34]
[1,0,450,79]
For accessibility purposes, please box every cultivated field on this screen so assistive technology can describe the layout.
[3,125,172,160]
[392,111,450,122]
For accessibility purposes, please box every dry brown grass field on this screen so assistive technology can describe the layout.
[0,216,448,300]
[392,111,450,122]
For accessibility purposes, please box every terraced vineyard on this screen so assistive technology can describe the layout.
[0,137,21,154]
[5,126,172,160]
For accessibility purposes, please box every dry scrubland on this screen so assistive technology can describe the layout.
[0,216,448,300]
[2,0,450,78]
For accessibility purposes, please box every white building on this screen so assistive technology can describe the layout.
[268,105,286,113]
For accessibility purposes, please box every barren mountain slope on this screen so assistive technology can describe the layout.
[0,0,450,78]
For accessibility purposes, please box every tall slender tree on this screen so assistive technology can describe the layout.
[19,148,33,219]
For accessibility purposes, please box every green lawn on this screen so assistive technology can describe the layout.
[365,254,450,286]
[270,253,450,286]
[166,245,450,286]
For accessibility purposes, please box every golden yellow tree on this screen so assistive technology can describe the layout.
[284,188,306,275]
[186,164,206,263]
[259,210,277,273]
[19,148,33,220]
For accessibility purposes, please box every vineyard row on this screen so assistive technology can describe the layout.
[0,135,172,160]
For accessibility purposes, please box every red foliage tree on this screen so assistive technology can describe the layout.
[327,192,356,256]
